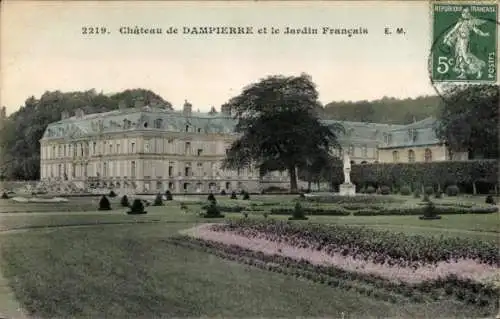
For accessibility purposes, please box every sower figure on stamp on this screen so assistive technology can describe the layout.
[443,8,490,79]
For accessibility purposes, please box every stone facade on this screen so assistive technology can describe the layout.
[377,117,468,163]
[40,102,455,193]
[39,101,290,193]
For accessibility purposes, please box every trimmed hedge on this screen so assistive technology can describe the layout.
[327,160,498,193]
[305,195,404,205]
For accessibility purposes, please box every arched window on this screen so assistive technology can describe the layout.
[408,149,415,163]
[424,148,432,162]
[392,151,399,162]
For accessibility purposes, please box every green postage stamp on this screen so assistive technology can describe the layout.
[431,2,498,82]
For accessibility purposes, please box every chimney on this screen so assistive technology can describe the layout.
[61,110,70,120]
[183,99,192,116]
[118,100,127,111]
[221,103,231,116]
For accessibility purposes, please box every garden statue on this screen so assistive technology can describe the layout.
[343,153,352,184]
[339,153,356,196]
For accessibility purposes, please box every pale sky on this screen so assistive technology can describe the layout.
[1,0,436,115]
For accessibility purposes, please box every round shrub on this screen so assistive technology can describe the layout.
[98,195,111,211]
[127,199,147,215]
[263,212,269,219]
[485,195,496,205]
[380,185,391,195]
[153,193,163,206]
[1,192,8,199]
[207,193,216,203]
[434,191,443,199]
[446,185,459,197]
[422,194,430,202]
[365,186,376,194]
[289,202,308,220]
[109,190,117,198]
[424,186,434,196]
[400,186,411,196]
[230,191,238,200]
[120,195,130,207]
[242,191,250,200]
[204,201,224,218]
[220,189,227,195]
[243,212,249,218]
[165,190,173,201]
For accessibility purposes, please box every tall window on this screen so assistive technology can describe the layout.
[145,142,150,153]
[103,162,107,177]
[116,143,120,153]
[424,148,432,162]
[392,150,399,162]
[168,165,173,177]
[93,142,97,154]
[185,142,191,154]
[408,149,415,163]
[131,142,135,153]
[348,145,354,156]
[362,145,368,157]
[131,161,136,178]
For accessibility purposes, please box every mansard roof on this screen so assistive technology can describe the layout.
[378,117,442,149]
[41,106,237,140]
[40,106,435,147]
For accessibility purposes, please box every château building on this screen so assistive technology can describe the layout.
[39,100,460,193]
[377,117,468,163]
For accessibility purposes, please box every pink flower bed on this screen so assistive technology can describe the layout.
[182,224,499,285]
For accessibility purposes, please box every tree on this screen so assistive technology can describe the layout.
[222,73,342,193]
[435,85,499,159]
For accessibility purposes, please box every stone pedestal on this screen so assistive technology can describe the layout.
[339,183,356,196]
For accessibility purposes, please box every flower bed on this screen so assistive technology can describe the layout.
[171,229,499,309]
[212,220,499,266]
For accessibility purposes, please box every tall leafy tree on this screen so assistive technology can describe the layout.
[435,84,499,159]
[222,73,343,192]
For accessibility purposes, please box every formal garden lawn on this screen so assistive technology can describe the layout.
[0,193,499,318]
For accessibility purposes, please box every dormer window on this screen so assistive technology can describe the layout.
[143,121,148,128]
[154,118,163,129]
[185,125,189,132]
[197,128,202,133]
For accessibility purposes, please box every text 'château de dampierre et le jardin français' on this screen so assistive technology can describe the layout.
[117,25,369,37]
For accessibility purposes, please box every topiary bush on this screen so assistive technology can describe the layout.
[207,193,216,204]
[1,192,8,199]
[98,195,111,211]
[243,212,249,218]
[380,185,390,195]
[220,189,227,195]
[424,186,434,196]
[109,190,117,198]
[242,191,250,200]
[120,195,130,207]
[485,195,496,205]
[230,191,238,200]
[365,186,376,194]
[165,190,173,201]
[422,194,430,202]
[289,202,308,220]
[263,212,269,219]
[400,186,411,196]
[204,201,224,218]
[419,200,441,220]
[127,199,147,215]
[435,191,443,199]
[153,193,163,206]
[445,185,459,196]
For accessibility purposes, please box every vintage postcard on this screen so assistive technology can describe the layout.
[0,1,499,318]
